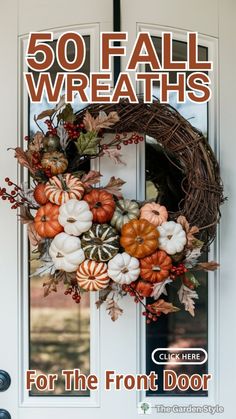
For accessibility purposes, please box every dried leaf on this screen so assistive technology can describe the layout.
[13,148,36,174]
[36,109,55,120]
[177,215,199,248]
[177,215,190,232]
[18,207,34,224]
[184,247,202,268]
[54,94,66,112]
[106,298,123,321]
[103,148,126,165]
[196,261,220,271]
[103,176,126,198]
[28,132,44,152]
[149,299,180,315]
[83,110,119,132]
[27,222,42,246]
[81,170,102,187]
[151,278,173,300]
[95,287,112,309]
[178,284,198,317]
[57,104,75,123]
[95,111,119,130]
[83,111,97,131]
[30,261,56,278]
[76,131,99,155]
[57,122,70,151]
[43,275,58,297]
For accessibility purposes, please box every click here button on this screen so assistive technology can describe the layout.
[151,348,208,365]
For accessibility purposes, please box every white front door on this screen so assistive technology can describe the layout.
[0,1,235,418]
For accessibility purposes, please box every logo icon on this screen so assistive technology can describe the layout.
[138,401,151,415]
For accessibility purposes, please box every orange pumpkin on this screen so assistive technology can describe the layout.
[140,250,172,283]
[34,203,63,238]
[33,183,48,205]
[120,219,159,258]
[140,202,168,226]
[132,279,153,297]
[41,151,68,175]
[83,189,115,223]
[45,174,85,205]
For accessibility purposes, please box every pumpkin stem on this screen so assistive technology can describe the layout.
[136,236,144,244]
[41,215,47,222]
[121,267,129,274]
[58,174,69,191]
[94,201,102,208]
[152,210,160,215]
[152,265,161,272]
[67,217,76,223]
[56,252,63,258]
[167,235,173,240]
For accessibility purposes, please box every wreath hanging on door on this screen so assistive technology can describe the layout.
[0,99,224,322]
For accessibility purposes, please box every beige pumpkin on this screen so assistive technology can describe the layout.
[140,202,168,226]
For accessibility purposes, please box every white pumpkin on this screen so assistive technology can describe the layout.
[58,199,93,236]
[157,221,187,255]
[108,252,140,284]
[49,232,85,272]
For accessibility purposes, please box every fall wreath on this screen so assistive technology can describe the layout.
[0,99,223,322]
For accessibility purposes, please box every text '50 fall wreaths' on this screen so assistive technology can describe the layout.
[0,99,224,323]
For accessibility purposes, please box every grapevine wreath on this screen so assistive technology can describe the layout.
[0,98,224,322]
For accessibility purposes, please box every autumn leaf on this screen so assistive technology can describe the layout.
[18,207,34,224]
[13,148,36,174]
[83,110,119,132]
[106,298,123,321]
[151,278,173,300]
[178,284,198,317]
[95,287,112,309]
[102,148,126,165]
[177,215,199,248]
[35,109,55,120]
[149,299,180,315]
[76,131,99,155]
[57,104,75,123]
[27,222,42,247]
[103,176,126,198]
[196,261,220,271]
[94,111,119,130]
[43,275,58,297]
[81,170,102,187]
[31,261,56,278]
[28,132,45,152]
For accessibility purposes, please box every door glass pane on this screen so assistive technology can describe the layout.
[145,38,208,396]
[28,35,91,396]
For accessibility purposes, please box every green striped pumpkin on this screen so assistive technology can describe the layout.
[81,224,119,262]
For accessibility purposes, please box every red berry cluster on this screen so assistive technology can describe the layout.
[0,178,26,209]
[122,284,160,324]
[113,133,144,150]
[64,284,81,304]
[142,305,161,324]
[64,122,84,140]
[170,263,188,280]
[45,119,57,136]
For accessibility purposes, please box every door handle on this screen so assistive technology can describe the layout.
[0,410,11,419]
[0,371,11,392]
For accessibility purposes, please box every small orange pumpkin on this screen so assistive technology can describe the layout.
[33,183,48,205]
[132,279,153,297]
[120,219,159,258]
[83,189,115,223]
[41,151,68,175]
[140,203,168,226]
[34,203,63,238]
[45,174,85,205]
[140,250,172,283]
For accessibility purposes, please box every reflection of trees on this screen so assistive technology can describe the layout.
[30,278,90,396]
